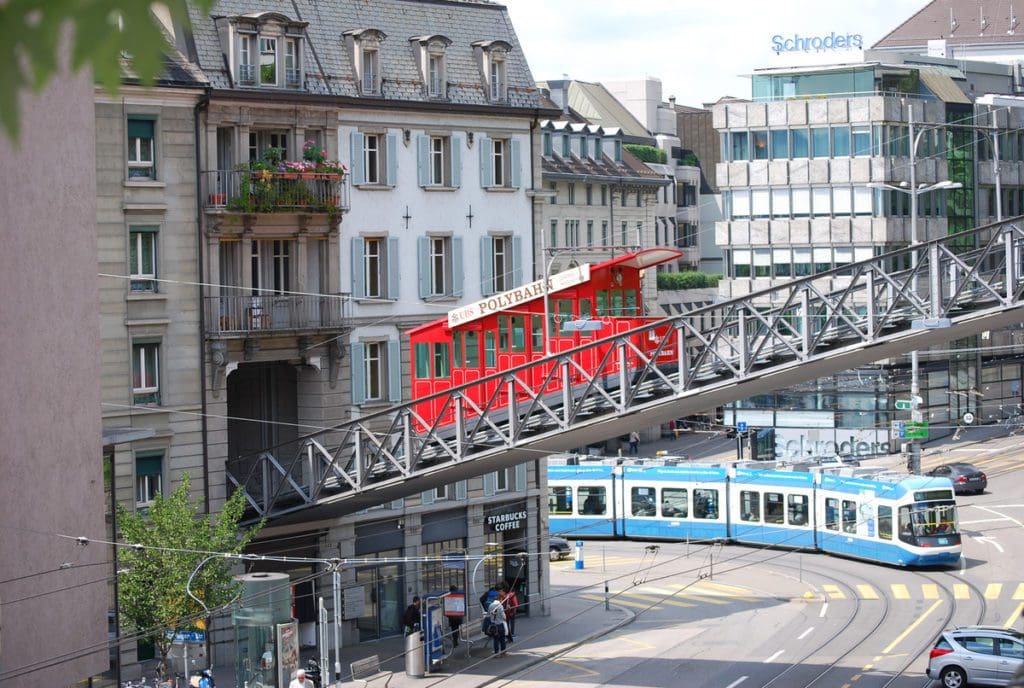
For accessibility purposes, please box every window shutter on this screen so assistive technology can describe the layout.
[349,132,365,185]
[480,236,494,296]
[386,134,398,186]
[387,237,400,299]
[387,339,401,402]
[451,135,462,188]
[127,119,155,138]
[417,236,430,298]
[515,462,527,491]
[452,237,464,297]
[479,136,493,187]
[483,471,497,496]
[351,342,366,404]
[510,139,522,188]
[455,480,467,501]
[417,135,430,186]
[350,238,366,298]
[512,236,523,287]
[421,489,435,505]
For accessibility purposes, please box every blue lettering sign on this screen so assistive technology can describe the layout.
[772,32,863,55]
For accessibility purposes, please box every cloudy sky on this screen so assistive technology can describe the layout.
[500,0,928,107]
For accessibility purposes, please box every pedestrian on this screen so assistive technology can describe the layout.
[447,585,463,648]
[479,584,497,612]
[402,595,421,634]
[486,594,508,656]
[197,669,214,688]
[629,430,640,455]
[288,669,313,688]
[498,582,518,643]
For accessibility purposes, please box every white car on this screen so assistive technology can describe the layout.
[927,626,1024,687]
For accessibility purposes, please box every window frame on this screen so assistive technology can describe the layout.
[127,117,156,180]
[134,451,164,509]
[129,225,158,292]
[131,340,161,405]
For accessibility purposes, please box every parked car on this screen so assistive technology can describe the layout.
[927,625,1024,687]
[926,462,988,494]
[549,536,572,561]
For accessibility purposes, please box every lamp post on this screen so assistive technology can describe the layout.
[866,103,962,474]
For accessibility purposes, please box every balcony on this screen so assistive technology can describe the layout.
[206,294,351,337]
[203,169,350,216]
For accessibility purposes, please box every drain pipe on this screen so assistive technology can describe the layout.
[194,89,212,514]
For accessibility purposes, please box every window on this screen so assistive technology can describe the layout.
[693,489,719,519]
[630,487,656,516]
[542,132,553,157]
[421,538,466,594]
[740,491,760,522]
[361,48,379,94]
[418,235,463,298]
[418,134,460,187]
[489,53,506,100]
[585,184,593,205]
[430,136,446,185]
[430,237,448,294]
[248,129,289,162]
[752,130,768,159]
[238,34,256,84]
[350,132,395,186]
[480,137,521,188]
[842,499,857,533]
[284,37,300,88]
[771,129,789,159]
[578,486,607,515]
[251,240,292,296]
[788,495,808,525]
[428,53,443,97]
[259,37,278,85]
[852,126,871,156]
[878,505,892,540]
[135,452,163,508]
[832,126,850,157]
[567,184,576,205]
[351,340,400,404]
[127,118,155,179]
[565,219,580,247]
[764,492,785,524]
[791,128,809,158]
[352,236,398,299]
[730,131,749,161]
[548,486,572,515]
[810,127,830,158]
[129,226,157,292]
[482,235,520,295]
[132,341,160,405]
[661,488,688,517]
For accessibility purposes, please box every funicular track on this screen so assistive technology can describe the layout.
[227,219,1024,525]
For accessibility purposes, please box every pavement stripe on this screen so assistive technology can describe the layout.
[954,584,970,600]
[922,584,940,599]
[1006,603,1024,630]
[891,584,910,599]
[823,584,846,599]
[984,583,1003,600]
[676,593,732,605]
[581,593,659,610]
[857,584,879,600]
[882,599,943,654]
[1013,583,1024,600]
[612,592,696,608]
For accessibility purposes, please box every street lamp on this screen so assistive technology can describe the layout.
[864,103,963,475]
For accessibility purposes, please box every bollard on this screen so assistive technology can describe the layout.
[575,540,584,570]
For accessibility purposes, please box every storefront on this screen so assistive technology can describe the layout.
[482,502,530,616]
[352,519,405,642]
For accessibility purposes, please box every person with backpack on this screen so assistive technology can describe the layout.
[485,595,508,657]
[498,582,518,643]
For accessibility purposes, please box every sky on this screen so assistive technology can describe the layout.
[500,0,929,108]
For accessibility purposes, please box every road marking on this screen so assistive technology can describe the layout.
[1004,603,1024,630]
[552,658,600,677]
[954,584,970,599]
[764,650,784,663]
[678,593,732,605]
[724,677,748,688]
[619,636,657,650]
[984,583,1003,600]
[621,592,696,608]
[823,584,845,599]
[1014,583,1024,600]
[856,584,879,599]
[958,518,1010,524]
[580,594,657,610]
[975,536,1005,553]
[850,674,862,681]
[975,505,1024,528]
[797,627,814,640]
[883,599,943,654]
[922,584,940,599]
[820,602,828,618]
[891,584,910,599]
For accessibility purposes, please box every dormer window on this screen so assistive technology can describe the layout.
[472,40,513,103]
[489,54,505,100]
[259,37,277,85]
[223,13,306,90]
[284,38,300,88]
[411,35,451,99]
[362,47,379,94]
[345,28,387,97]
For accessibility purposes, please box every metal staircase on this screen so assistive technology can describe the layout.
[228,219,1024,525]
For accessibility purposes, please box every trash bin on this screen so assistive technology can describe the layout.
[405,630,424,677]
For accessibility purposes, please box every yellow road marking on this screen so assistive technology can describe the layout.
[1013,583,1024,600]
[883,599,943,654]
[985,583,1003,600]
[823,584,846,599]
[856,584,879,600]
[696,581,754,594]
[891,584,910,599]
[581,594,658,610]
[922,584,940,599]
[620,592,696,608]
[677,593,732,605]
[954,584,970,599]
[851,674,862,681]
[552,658,600,677]
[619,636,657,651]
[1004,602,1024,630]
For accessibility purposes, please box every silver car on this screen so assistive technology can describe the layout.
[927,626,1024,687]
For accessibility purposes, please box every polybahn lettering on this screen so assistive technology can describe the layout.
[226,219,1024,524]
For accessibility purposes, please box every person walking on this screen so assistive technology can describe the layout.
[288,669,313,688]
[447,585,463,648]
[498,582,518,643]
[629,430,640,455]
[486,595,508,657]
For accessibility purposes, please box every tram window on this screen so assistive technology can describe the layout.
[511,315,526,352]
[596,290,608,316]
[557,300,573,333]
[611,290,624,316]
[531,315,543,352]
[548,486,572,515]
[878,505,892,540]
[842,500,857,533]
[433,342,450,378]
[578,486,607,515]
[580,299,592,319]
[414,343,430,378]
[661,488,687,517]
[631,487,656,516]
[740,491,760,522]
[498,317,509,351]
[764,492,784,524]
[825,498,839,530]
[484,331,496,367]
[465,331,480,368]
[788,495,808,526]
[624,289,638,316]
[899,503,958,538]
[452,332,463,367]
[694,489,718,519]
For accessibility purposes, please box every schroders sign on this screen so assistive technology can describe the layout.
[772,31,863,55]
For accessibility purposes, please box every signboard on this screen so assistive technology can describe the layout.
[485,507,528,533]
[443,592,465,617]
[441,552,466,570]
[772,32,863,55]
[737,421,748,432]
[166,630,206,644]
[892,420,905,438]
[904,421,929,439]
[342,586,366,620]
[895,400,912,410]
[447,264,590,328]
[276,621,299,688]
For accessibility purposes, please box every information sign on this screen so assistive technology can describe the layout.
[895,400,912,410]
[904,421,929,439]
[737,421,748,432]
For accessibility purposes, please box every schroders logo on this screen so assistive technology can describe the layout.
[772,32,863,55]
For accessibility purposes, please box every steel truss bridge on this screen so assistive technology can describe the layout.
[228,219,1024,525]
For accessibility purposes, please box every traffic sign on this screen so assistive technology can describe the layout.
[963,412,975,424]
[895,399,912,410]
[891,420,905,438]
[904,421,929,439]
[737,421,747,432]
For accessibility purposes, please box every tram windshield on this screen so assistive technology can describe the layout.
[898,502,958,541]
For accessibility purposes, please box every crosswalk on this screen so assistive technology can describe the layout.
[820,581,1024,602]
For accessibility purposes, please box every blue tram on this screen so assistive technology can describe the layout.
[548,460,961,567]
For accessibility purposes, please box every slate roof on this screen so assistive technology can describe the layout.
[874,0,1024,48]
[538,79,651,140]
[540,122,664,185]
[186,0,540,109]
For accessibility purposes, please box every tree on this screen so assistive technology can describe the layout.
[0,0,214,141]
[117,473,262,678]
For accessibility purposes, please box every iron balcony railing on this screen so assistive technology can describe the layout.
[203,170,350,214]
[205,293,350,336]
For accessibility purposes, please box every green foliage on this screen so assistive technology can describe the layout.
[0,0,215,142]
[117,474,262,678]
[678,152,699,167]
[657,271,722,290]
[623,144,667,164]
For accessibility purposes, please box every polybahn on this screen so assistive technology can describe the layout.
[227,218,1024,525]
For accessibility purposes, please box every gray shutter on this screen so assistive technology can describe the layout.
[512,236,523,287]
[350,237,366,298]
[417,236,430,298]
[417,135,430,186]
[386,133,398,186]
[455,480,467,501]
[515,462,527,491]
[451,135,462,187]
[349,131,365,185]
[452,237,464,297]
[479,136,493,187]
[387,339,401,402]
[510,139,522,188]
[350,343,365,404]
[483,472,497,496]
[421,488,435,505]
[387,237,400,299]
[480,236,494,296]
